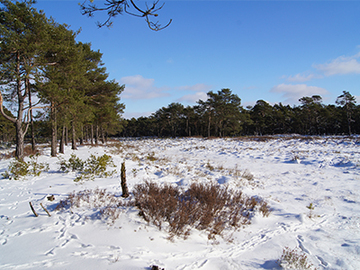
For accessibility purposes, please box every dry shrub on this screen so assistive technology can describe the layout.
[241,169,254,181]
[278,247,317,270]
[108,141,139,155]
[23,145,40,157]
[133,181,271,240]
[1,145,40,160]
[146,152,158,161]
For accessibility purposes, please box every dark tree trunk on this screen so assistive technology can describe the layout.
[95,124,99,144]
[90,124,94,145]
[15,120,25,160]
[207,114,211,137]
[71,121,77,150]
[101,128,105,144]
[65,126,68,145]
[59,125,65,154]
[51,104,57,157]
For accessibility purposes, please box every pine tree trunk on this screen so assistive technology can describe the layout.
[101,128,105,144]
[51,104,57,157]
[27,79,36,152]
[90,124,94,145]
[15,120,24,160]
[65,126,68,145]
[59,125,65,154]
[207,114,211,137]
[14,52,26,160]
[79,125,84,145]
[95,124,99,144]
[71,121,77,150]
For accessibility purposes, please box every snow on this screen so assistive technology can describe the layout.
[1,136,360,269]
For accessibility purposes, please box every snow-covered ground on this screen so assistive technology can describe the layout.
[1,136,359,270]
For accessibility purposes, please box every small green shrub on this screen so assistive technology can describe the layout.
[278,247,316,270]
[59,154,85,172]
[306,203,316,218]
[2,159,29,180]
[29,154,50,176]
[59,154,116,181]
[2,154,49,180]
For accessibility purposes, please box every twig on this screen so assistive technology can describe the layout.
[40,203,51,217]
[29,202,38,217]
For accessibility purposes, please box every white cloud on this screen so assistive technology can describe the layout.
[286,73,321,82]
[271,84,328,104]
[356,95,360,103]
[123,111,153,119]
[177,92,208,103]
[178,83,212,92]
[119,75,170,100]
[314,52,360,76]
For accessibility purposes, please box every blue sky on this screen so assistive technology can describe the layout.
[35,0,360,119]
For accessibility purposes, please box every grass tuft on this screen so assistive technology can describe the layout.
[278,247,317,270]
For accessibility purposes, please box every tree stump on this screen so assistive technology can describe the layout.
[121,161,129,198]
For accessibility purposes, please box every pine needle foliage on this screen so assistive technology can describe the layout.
[59,154,116,181]
[2,153,49,180]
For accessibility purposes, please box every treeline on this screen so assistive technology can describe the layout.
[0,0,124,159]
[121,89,359,137]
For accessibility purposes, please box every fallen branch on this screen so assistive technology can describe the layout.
[29,202,38,217]
[40,203,51,217]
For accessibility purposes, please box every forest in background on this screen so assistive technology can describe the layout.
[1,88,359,145]
[121,89,359,138]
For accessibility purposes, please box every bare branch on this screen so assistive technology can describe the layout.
[0,90,17,123]
[80,0,171,31]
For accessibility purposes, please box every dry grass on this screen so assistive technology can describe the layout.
[55,188,132,224]
[0,145,41,160]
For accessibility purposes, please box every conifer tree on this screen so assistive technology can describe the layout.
[0,0,52,159]
[336,91,356,135]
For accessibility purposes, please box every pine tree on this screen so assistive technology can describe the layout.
[0,0,53,159]
[336,91,356,135]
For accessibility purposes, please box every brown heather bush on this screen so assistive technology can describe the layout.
[133,181,271,240]
[55,182,271,240]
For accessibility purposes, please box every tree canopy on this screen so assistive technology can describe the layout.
[0,0,125,158]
